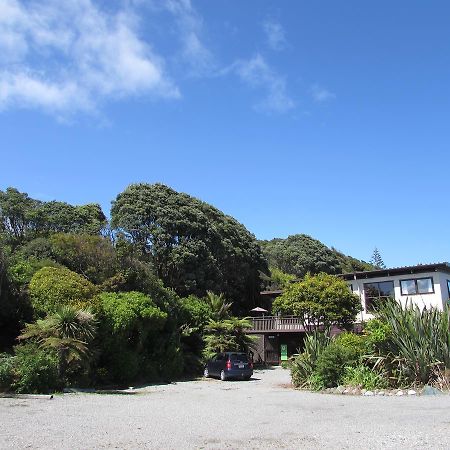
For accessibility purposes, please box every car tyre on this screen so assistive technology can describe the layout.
[220,370,227,381]
[204,367,209,378]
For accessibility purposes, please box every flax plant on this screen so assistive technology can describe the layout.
[374,300,450,385]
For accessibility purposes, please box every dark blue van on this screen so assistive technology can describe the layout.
[204,352,253,381]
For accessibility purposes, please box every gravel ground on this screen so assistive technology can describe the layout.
[1,367,449,449]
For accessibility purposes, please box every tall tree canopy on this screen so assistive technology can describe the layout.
[260,234,373,279]
[111,183,268,312]
[259,234,342,278]
[0,187,106,246]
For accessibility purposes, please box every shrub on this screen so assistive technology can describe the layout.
[342,365,388,390]
[291,332,330,388]
[0,353,15,390]
[315,342,359,388]
[12,343,60,393]
[334,332,366,360]
[375,300,450,385]
[363,319,391,354]
[29,266,97,315]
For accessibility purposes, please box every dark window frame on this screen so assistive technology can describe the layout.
[363,281,395,312]
[400,277,434,296]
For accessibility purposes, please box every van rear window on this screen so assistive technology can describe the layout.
[229,353,248,362]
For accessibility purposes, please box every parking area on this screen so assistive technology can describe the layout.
[1,367,449,449]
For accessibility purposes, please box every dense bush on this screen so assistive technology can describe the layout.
[315,342,359,388]
[95,292,169,383]
[1,344,60,393]
[291,332,330,388]
[342,365,388,390]
[373,300,450,385]
[29,266,97,315]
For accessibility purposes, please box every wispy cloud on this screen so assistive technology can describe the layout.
[226,54,295,114]
[311,84,336,103]
[0,0,179,117]
[263,19,287,51]
[164,0,215,76]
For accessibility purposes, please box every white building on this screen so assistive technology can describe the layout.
[341,263,450,321]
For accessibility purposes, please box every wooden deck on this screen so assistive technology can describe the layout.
[247,316,306,333]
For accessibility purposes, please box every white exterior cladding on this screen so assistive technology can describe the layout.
[345,267,450,322]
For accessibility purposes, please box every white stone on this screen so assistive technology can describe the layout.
[396,390,404,396]
[364,391,374,396]
[407,390,417,396]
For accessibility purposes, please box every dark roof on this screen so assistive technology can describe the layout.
[340,262,450,280]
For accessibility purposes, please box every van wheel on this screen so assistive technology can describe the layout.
[220,370,227,381]
[204,368,209,378]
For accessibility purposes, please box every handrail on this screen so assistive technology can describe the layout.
[248,316,306,332]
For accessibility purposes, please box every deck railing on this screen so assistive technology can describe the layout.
[248,316,305,333]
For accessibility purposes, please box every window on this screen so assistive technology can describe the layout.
[363,281,394,312]
[400,277,434,296]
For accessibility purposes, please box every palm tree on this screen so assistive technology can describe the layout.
[19,306,96,379]
[204,291,232,320]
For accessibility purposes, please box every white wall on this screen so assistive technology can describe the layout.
[348,271,449,321]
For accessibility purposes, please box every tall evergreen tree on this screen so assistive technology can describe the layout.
[370,247,386,269]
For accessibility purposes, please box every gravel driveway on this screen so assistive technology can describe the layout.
[1,367,449,449]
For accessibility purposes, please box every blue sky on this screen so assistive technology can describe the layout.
[1,0,449,268]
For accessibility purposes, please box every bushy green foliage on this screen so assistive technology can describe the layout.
[96,292,168,383]
[0,353,15,390]
[179,295,212,330]
[265,267,296,290]
[203,317,256,359]
[315,342,359,388]
[342,365,388,390]
[29,266,97,315]
[374,300,450,385]
[111,183,268,313]
[259,234,342,278]
[49,233,117,284]
[273,273,361,331]
[10,343,60,393]
[334,332,366,359]
[0,187,106,246]
[19,306,97,384]
[291,332,330,388]
[363,318,392,354]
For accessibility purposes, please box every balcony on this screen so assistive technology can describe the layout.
[247,316,306,333]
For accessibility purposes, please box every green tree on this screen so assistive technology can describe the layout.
[0,187,40,246]
[18,306,96,381]
[204,291,232,321]
[111,183,268,312]
[259,234,342,278]
[96,291,168,382]
[0,187,107,245]
[49,233,117,284]
[273,273,361,331]
[203,317,256,359]
[370,247,386,269]
[29,266,97,315]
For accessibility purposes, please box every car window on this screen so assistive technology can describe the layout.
[230,353,248,362]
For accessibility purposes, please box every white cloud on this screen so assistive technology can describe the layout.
[311,84,336,103]
[227,54,295,114]
[263,20,286,51]
[0,0,179,116]
[163,0,214,76]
